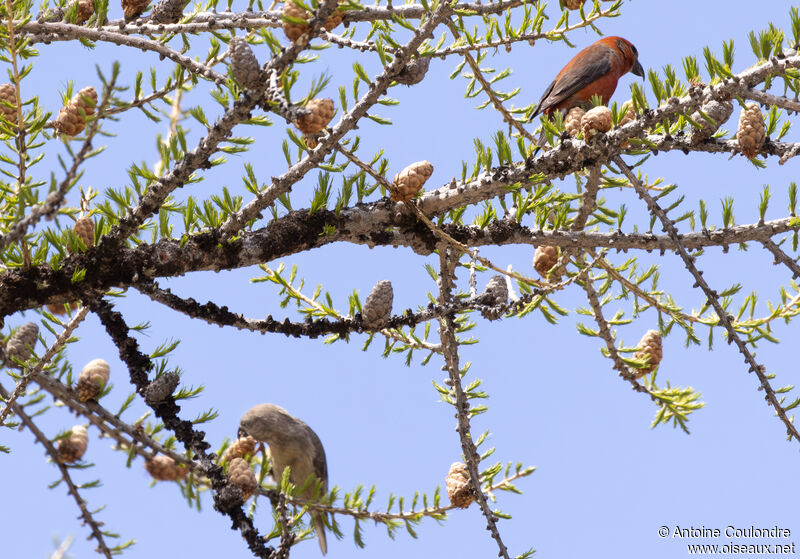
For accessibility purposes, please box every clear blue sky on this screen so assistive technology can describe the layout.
[4,1,800,558]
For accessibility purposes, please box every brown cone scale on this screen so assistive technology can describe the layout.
[228,457,257,500]
[391,161,433,202]
[293,98,335,135]
[737,103,766,159]
[76,358,110,402]
[145,455,188,481]
[54,87,97,138]
[122,0,150,19]
[581,106,613,138]
[632,329,663,378]
[282,0,344,43]
[57,425,88,463]
[221,436,257,463]
[564,107,584,137]
[446,462,474,508]
[533,245,560,279]
[0,83,17,124]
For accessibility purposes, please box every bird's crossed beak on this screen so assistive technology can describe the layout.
[632,59,645,79]
[237,427,247,439]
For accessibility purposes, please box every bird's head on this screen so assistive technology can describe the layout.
[613,37,645,79]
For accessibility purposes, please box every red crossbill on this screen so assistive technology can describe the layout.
[531,36,644,119]
[239,403,329,555]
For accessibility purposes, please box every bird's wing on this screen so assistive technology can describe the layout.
[534,58,612,116]
[310,430,328,488]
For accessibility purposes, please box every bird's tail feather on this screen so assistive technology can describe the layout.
[314,512,327,555]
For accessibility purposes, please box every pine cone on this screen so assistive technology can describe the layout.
[46,301,80,316]
[0,83,17,124]
[53,86,97,138]
[144,371,180,406]
[76,358,110,402]
[293,98,335,135]
[391,160,433,202]
[479,275,508,320]
[533,245,560,279]
[150,0,187,23]
[5,322,38,365]
[69,0,93,23]
[394,56,430,86]
[228,36,261,90]
[564,107,585,137]
[736,103,765,159]
[228,457,257,500]
[563,0,584,8]
[145,455,188,481]
[581,105,613,138]
[446,462,474,508]
[57,425,88,463]
[689,99,732,145]
[632,329,662,377]
[282,0,344,44]
[122,0,150,19]
[74,216,95,249]
[221,436,257,463]
[362,280,393,330]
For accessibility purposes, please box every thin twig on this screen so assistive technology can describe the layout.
[435,244,511,559]
[0,383,114,558]
[0,306,90,426]
[614,155,800,442]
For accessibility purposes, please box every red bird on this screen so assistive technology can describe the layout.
[531,36,644,119]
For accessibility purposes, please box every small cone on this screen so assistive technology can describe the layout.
[390,161,433,202]
[228,36,262,90]
[5,322,38,364]
[74,216,95,250]
[76,358,110,402]
[228,457,257,500]
[121,0,150,19]
[221,436,257,463]
[394,56,430,86]
[150,0,187,23]
[446,462,474,508]
[632,329,662,377]
[145,455,188,481]
[362,280,393,330]
[479,275,508,320]
[563,0,584,8]
[564,107,585,137]
[70,0,93,23]
[581,106,613,138]
[282,0,344,43]
[57,425,88,463]
[144,371,180,405]
[0,83,17,124]
[293,98,335,135]
[736,103,766,159]
[54,87,97,138]
[46,301,81,316]
[533,245,560,279]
